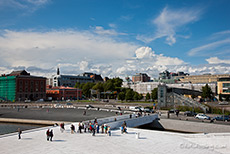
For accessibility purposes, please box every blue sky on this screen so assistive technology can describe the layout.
[0,0,230,78]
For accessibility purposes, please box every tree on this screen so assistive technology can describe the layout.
[74,82,81,88]
[82,82,95,98]
[139,94,143,100]
[125,89,134,101]
[151,88,158,100]
[104,81,114,91]
[133,92,140,101]
[201,84,213,99]
[92,82,104,92]
[145,93,150,101]
[118,92,125,101]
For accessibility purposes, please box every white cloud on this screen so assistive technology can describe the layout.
[188,39,230,56]
[1,29,229,79]
[134,47,185,65]
[79,61,89,71]
[93,26,126,36]
[206,57,230,64]
[26,0,50,5]
[137,7,201,45]
[0,29,138,77]
[0,0,50,13]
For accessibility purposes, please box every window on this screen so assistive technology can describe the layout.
[223,83,230,88]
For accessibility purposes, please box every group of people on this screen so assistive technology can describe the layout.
[58,120,111,136]
[46,129,54,141]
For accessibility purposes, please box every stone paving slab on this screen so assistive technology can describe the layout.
[1,122,229,154]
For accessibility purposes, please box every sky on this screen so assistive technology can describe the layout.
[0,0,230,79]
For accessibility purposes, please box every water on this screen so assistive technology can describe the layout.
[0,123,44,135]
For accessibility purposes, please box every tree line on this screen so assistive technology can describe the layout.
[74,77,158,102]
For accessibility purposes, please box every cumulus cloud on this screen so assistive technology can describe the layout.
[137,7,202,45]
[0,29,229,79]
[206,57,230,64]
[0,29,138,77]
[134,47,185,65]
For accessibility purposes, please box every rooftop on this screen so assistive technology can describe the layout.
[1,123,229,154]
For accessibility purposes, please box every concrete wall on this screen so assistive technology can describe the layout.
[104,114,158,130]
[147,118,230,133]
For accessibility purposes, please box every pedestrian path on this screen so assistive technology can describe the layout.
[1,121,230,154]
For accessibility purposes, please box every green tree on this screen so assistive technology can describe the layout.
[112,77,123,89]
[139,94,143,100]
[201,84,213,99]
[118,92,125,101]
[151,88,158,100]
[133,92,140,100]
[74,82,81,88]
[145,93,150,101]
[125,89,134,101]
[82,82,95,98]
[92,82,104,92]
[104,81,114,91]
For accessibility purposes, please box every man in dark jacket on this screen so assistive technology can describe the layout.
[49,130,54,141]
[46,129,50,141]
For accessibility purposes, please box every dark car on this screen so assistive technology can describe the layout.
[212,115,230,121]
[184,111,197,116]
[169,109,176,113]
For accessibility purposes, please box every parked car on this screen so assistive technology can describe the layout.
[218,101,229,105]
[24,100,31,103]
[195,114,210,120]
[140,107,154,113]
[66,103,74,108]
[169,109,176,113]
[129,106,142,112]
[184,111,197,116]
[86,104,94,108]
[212,115,230,121]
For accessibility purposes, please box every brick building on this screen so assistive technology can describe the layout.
[0,70,46,102]
[46,86,82,100]
[132,73,150,83]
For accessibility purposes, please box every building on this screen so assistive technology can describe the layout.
[48,68,94,87]
[0,70,46,102]
[179,74,230,84]
[159,70,189,80]
[122,81,217,95]
[217,77,230,99]
[132,73,150,83]
[81,72,103,82]
[46,86,82,100]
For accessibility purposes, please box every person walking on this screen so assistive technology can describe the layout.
[92,123,96,136]
[18,128,22,139]
[96,123,100,133]
[70,124,75,134]
[78,122,82,133]
[101,124,104,134]
[46,129,50,141]
[84,122,87,133]
[104,125,108,134]
[108,126,111,136]
[49,130,54,141]
[60,123,65,133]
[121,121,127,134]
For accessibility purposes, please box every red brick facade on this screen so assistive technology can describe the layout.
[46,86,82,100]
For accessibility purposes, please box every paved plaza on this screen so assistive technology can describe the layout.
[1,122,230,154]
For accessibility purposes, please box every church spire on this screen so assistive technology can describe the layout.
[57,67,60,75]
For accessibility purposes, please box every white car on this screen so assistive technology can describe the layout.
[218,101,229,105]
[195,114,210,120]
